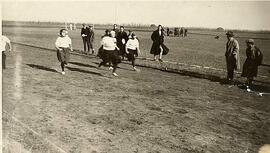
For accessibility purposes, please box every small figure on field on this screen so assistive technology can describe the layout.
[98,30,121,76]
[180,27,184,37]
[174,27,179,37]
[1,35,12,69]
[116,26,128,60]
[125,32,141,71]
[88,25,95,54]
[166,27,170,36]
[225,31,240,83]
[150,25,169,62]
[55,29,73,75]
[81,24,91,54]
[184,28,188,37]
[241,39,263,86]
[112,24,119,37]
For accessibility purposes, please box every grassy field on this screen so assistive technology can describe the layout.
[2,26,270,153]
[3,26,270,77]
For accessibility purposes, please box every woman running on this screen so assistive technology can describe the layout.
[55,29,73,75]
[98,30,121,76]
[125,32,141,71]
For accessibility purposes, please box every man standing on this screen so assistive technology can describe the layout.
[184,28,188,37]
[1,35,12,69]
[225,31,240,83]
[81,24,90,54]
[116,26,128,59]
[112,24,119,37]
[88,25,95,54]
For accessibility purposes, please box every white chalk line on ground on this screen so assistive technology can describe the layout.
[11,41,269,79]
[3,110,68,153]
[138,57,269,78]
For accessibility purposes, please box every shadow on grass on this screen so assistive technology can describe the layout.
[26,64,58,73]
[92,61,134,71]
[261,64,270,68]
[65,66,103,77]
[69,61,97,69]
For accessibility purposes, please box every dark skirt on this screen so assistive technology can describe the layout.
[100,49,121,64]
[150,43,169,55]
[118,44,126,57]
[126,49,137,61]
[241,59,259,77]
[57,48,70,64]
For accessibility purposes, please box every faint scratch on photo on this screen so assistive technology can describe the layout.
[14,54,22,101]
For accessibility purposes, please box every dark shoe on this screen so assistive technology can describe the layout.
[158,59,163,62]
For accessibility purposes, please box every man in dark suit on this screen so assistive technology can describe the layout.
[116,26,128,59]
[88,25,95,54]
[81,24,91,54]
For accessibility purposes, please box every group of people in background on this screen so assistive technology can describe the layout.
[166,27,188,37]
[81,24,95,55]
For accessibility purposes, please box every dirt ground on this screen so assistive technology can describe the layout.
[2,43,270,153]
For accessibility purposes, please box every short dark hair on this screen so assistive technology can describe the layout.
[59,29,66,36]
[120,26,124,29]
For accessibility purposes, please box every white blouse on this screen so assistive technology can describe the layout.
[126,38,139,50]
[55,36,72,48]
[1,35,11,52]
[101,36,117,51]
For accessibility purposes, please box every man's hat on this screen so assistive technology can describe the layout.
[246,39,255,44]
[226,31,234,37]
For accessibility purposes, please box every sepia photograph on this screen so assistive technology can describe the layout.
[1,0,270,152]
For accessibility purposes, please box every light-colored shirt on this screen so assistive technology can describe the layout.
[1,35,11,52]
[126,38,139,50]
[101,36,117,51]
[55,36,72,48]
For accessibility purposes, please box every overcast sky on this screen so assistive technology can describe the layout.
[1,1,270,30]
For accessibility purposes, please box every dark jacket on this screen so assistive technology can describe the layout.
[241,46,263,77]
[81,27,90,38]
[150,30,169,55]
[116,31,128,56]
[116,31,128,47]
[89,30,95,42]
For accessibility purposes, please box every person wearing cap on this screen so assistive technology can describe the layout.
[81,24,91,54]
[150,25,169,62]
[125,32,141,71]
[55,29,73,75]
[98,30,120,76]
[241,39,263,86]
[1,35,12,69]
[116,26,128,60]
[88,25,95,54]
[225,31,240,83]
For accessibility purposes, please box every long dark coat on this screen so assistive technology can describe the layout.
[150,30,169,55]
[241,46,263,77]
[116,31,128,56]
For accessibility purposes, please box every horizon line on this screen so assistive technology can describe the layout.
[2,20,270,32]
